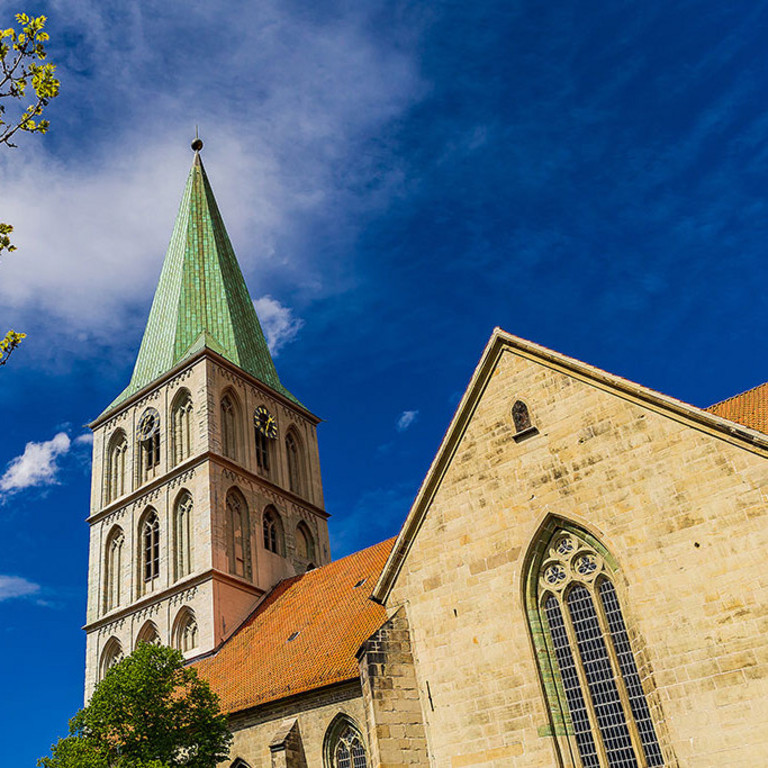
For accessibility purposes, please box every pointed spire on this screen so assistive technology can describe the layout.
[105,139,297,413]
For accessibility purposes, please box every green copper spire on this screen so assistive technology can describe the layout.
[105,140,297,413]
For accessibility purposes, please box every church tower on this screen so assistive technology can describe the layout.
[83,140,329,696]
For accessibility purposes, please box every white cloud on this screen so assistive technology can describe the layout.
[396,410,419,432]
[74,433,94,445]
[0,432,72,493]
[254,295,305,355]
[0,575,40,602]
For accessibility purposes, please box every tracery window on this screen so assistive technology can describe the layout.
[226,489,251,580]
[174,491,193,580]
[104,526,124,612]
[100,637,123,680]
[262,506,282,555]
[171,390,193,466]
[221,393,240,461]
[324,717,368,768]
[530,525,664,768]
[136,620,160,646]
[105,429,128,503]
[173,607,199,653]
[285,430,304,495]
[141,509,160,589]
[296,521,315,563]
[137,407,161,483]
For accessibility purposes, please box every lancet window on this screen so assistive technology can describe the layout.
[100,637,123,680]
[262,506,282,555]
[137,407,161,483]
[528,524,665,768]
[296,521,315,563]
[174,491,193,580]
[255,428,270,473]
[324,716,368,768]
[104,526,124,613]
[173,607,199,653]
[171,390,193,465]
[221,393,241,461]
[285,430,304,495]
[105,429,128,503]
[136,621,160,646]
[226,489,251,580]
[140,509,160,589]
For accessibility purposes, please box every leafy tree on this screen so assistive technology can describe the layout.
[1,12,61,364]
[38,643,233,768]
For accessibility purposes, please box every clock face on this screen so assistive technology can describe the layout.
[254,406,278,439]
[138,408,160,440]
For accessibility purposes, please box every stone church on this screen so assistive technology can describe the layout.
[84,142,768,768]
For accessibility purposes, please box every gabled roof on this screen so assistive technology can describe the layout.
[194,538,394,714]
[372,329,768,604]
[103,147,297,415]
[707,382,768,435]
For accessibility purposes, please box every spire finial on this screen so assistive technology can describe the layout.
[191,126,203,152]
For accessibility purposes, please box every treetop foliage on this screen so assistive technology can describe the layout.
[38,643,232,768]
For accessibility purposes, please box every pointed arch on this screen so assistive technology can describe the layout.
[220,389,242,461]
[137,407,161,484]
[136,620,160,646]
[523,515,666,768]
[105,429,128,503]
[295,521,315,563]
[138,507,161,595]
[323,714,368,768]
[172,607,199,654]
[285,428,306,496]
[230,759,252,768]
[103,525,124,613]
[225,487,251,580]
[173,489,194,580]
[262,505,284,555]
[100,636,123,680]
[171,388,193,466]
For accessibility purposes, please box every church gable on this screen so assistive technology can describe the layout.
[373,329,768,767]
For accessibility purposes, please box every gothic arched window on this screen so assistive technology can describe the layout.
[136,620,160,646]
[174,491,193,580]
[137,407,161,483]
[140,509,160,591]
[105,429,128,503]
[104,526,124,613]
[324,716,368,768]
[226,489,251,580]
[100,637,123,680]
[171,389,193,466]
[262,506,283,555]
[220,392,241,461]
[296,521,315,563]
[173,607,199,653]
[285,430,304,495]
[526,522,665,768]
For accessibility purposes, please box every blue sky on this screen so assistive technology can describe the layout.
[2,0,768,763]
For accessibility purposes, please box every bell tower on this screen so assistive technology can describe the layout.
[83,139,329,696]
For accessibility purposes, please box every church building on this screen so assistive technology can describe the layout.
[84,141,768,768]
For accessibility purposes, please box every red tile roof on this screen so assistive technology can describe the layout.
[194,538,394,714]
[707,382,768,435]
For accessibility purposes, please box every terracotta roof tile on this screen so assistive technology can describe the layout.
[193,538,394,714]
[707,381,768,435]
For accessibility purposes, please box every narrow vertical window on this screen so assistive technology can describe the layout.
[105,430,128,503]
[221,393,240,461]
[174,491,193,580]
[171,390,193,466]
[255,430,270,472]
[137,408,161,483]
[173,608,199,653]
[104,527,124,613]
[226,490,251,580]
[527,524,668,768]
[296,521,315,563]
[141,509,160,588]
[100,637,123,680]
[285,430,304,495]
[262,506,282,554]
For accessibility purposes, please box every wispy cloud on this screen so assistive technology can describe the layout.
[0,433,71,493]
[74,433,94,445]
[0,575,40,602]
[253,295,305,355]
[396,410,419,432]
